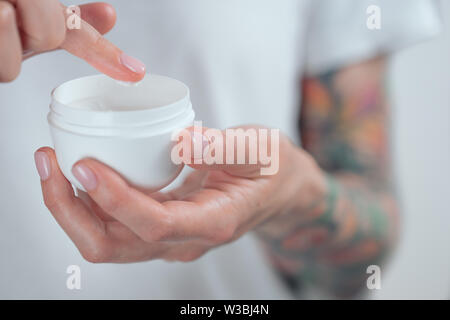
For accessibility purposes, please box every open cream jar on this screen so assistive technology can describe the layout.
[48,74,195,191]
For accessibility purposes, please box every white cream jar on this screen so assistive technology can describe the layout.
[48,74,194,191]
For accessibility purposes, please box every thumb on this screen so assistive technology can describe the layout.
[177,125,280,178]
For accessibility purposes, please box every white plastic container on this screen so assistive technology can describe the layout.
[48,74,194,191]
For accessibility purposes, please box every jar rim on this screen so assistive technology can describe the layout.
[50,74,191,128]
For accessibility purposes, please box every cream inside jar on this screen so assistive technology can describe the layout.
[48,74,195,191]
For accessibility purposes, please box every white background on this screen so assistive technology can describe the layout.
[372,0,450,299]
[0,1,448,299]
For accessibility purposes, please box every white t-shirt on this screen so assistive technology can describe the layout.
[0,0,439,298]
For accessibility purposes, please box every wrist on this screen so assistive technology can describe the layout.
[288,149,328,217]
[311,175,339,233]
[256,147,328,238]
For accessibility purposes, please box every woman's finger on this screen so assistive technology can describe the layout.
[61,9,146,82]
[71,158,171,242]
[78,2,116,35]
[34,147,112,262]
[76,189,116,222]
[21,2,117,61]
[71,159,236,244]
[0,1,22,81]
[35,148,174,263]
[162,241,208,262]
[103,221,173,263]
[15,0,144,81]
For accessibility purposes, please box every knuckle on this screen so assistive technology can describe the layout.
[43,194,62,212]
[0,2,15,26]
[0,2,21,83]
[0,66,20,83]
[177,250,204,263]
[80,240,111,264]
[139,215,175,243]
[53,25,66,47]
[209,225,235,245]
[29,8,66,52]
[32,28,65,51]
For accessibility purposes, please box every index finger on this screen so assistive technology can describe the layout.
[71,158,236,244]
[61,5,145,82]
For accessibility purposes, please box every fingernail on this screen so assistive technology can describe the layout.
[120,53,146,74]
[34,151,51,181]
[192,132,210,160]
[72,164,98,191]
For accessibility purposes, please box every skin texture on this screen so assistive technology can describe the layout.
[35,127,326,263]
[0,1,145,82]
[258,57,399,298]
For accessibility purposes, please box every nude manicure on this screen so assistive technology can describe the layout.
[34,151,51,181]
[72,164,98,191]
[120,53,146,74]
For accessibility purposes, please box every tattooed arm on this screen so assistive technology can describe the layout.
[258,57,399,298]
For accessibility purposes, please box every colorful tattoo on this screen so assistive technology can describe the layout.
[260,58,399,298]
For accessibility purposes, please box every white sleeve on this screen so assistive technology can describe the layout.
[304,0,441,75]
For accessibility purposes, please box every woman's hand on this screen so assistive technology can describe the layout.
[0,1,145,82]
[34,126,326,263]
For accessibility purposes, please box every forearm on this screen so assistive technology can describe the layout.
[257,162,398,297]
[313,173,398,296]
[258,57,398,297]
